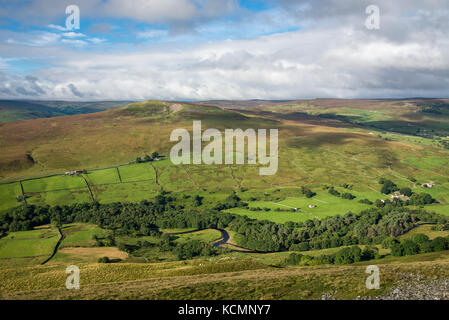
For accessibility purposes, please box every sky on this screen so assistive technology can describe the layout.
[0,0,448,101]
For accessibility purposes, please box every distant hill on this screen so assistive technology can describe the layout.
[0,100,134,122]
[1,98,449,183]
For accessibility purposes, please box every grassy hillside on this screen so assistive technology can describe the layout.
[1,99,449,216]
[2,245,449,300]
[0,100,133,123]
[2,99,449,300]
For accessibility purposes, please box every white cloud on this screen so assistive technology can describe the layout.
[3,23,449,100]
[87,37,107,44]
[62,32,85,38]
[60,39,88,46]
[1,1,449,100]
[6,32,61,46]
[137,29,168,38]
[47,24,69,31]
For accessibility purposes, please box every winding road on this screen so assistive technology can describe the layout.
[166,228,257,253]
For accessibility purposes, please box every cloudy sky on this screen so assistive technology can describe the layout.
[0,0,448,100]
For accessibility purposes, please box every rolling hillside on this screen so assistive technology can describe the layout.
[2,98,449,300]
[0,100,133,123]
[1,99,449,216]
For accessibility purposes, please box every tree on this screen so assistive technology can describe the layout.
[381,237,398,249]
[411,233,429,245]
[341,193,356,200]
[410,193,435,205]
[98,256,109,263]
[390,243,405,256]
[301,187,316,198]
[290,242,309,251]
[431,237,448,251]
[151,152,159,159]
[285,253,303,265]
[380,180,399,194]
[51,218,62,230]
[335,246,362,264]
[328,187,341,197]
[374,199,385,207]
[362,246,378,260]
[420,241,434,253]
[350,246,362,262]
[402,239,419,255]
[399,187,413,197]
[193,195,203,207]
[359,199,373,205]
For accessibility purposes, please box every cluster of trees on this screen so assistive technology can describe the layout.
[324,186,355,200]
[379,179,399,194]
[213,192,247,211]
[117,233,219,261]
[327,186,341,197]
[359,199,373,205]
[136,151,160,163]
[300,186,316,198]
[409,193,435,205]
[341,193,356,200]
[289,206,447,252]
[176,240,219,260]
[193,195,203,207]
[432,223,449,231]
[383,233,449,257]
[274,207,297,212]
[92,234,116,247]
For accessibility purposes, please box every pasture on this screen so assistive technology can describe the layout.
[172,229,222,244]
[60,223,111,248]
[227,188,374,223]
[1,99,449,223]
[0,182,22,211]
[0,226,59,259]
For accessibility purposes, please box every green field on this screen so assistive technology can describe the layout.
[226,189,374,223]
[118,163,156,181]
[173,229,222,243]
[60,224,111,248]
[85,168,120,185]
[0,182,22,211]
[22,175,86,193]
[25,188,92,208]
[94,180,159,203]
[0,227,59,259]
[0,223,119,267]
